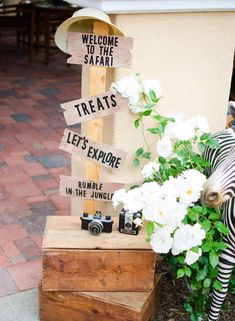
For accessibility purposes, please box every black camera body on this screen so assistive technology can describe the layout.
[119,209,142,235]
[80,211,113,236]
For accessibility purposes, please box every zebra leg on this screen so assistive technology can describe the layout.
[207,241,235,321]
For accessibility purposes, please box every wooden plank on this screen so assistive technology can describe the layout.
[61,91,127,125]
[42,216,152,250]
[84,21,108,214]
[60,175,124,201]
[39,281,159,321]
[59,129,127,170]
[67,32,133,68]
[42,249,156,292]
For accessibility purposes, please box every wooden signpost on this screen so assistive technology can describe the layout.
[60,175,124,201]
[59,129,127,170]
[67,32,133,67]
[61,91,128,125]
[40,9,160,321]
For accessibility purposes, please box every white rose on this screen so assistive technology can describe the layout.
[181,169,206,190]
[188,116,210,133]
[172,223,206,255]
[141,181,162,203]
[143,79,162,98]
[185,248,202,265]
[111,75,140,107]
[156,135,173,158]
[174,121,196,141]
[112,188,126,208]
[150,227,173,254]
[123,188,144,212]
[141,161,160,179]
[161,176,184,199]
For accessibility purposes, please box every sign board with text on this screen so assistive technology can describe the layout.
[61,91,127,125]
[60,175,124,201]
[59,129,127,170]
[67,32,133,67]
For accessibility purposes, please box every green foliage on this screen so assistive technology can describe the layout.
[130,85,234,320]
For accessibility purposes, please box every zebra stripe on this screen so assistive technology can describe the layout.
[203,128,235,321]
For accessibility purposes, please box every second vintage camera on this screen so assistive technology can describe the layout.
[119,209,142,235]
[80,211,113,236]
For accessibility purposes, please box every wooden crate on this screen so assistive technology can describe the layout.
[39,281,159,321]
[42,216,157,292]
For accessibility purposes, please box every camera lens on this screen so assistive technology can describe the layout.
[124,222,132,230]
[88,220,103,236]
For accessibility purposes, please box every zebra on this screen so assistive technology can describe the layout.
[201,128,235,321]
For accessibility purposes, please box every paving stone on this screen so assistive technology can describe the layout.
[19,215,47,235]
[31,174,52,181]
[38,154,70,168]
[0,213,19,225]
[24,154,38,163]
[40,88,60,96]
[31,200,57,215]
[14,237,41,261]
[11,113,32,122]
[0,162,6,168]
[7,259,42,291]
[0,268,18,297]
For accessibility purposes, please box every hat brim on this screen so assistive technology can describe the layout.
[55,15,124,54]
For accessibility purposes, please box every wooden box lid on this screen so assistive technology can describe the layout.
[42,216,152,251]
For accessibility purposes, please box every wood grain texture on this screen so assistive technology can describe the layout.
[59,175,124,201]
[84,22,108,214]
[61,91,127,125]
[59,128,127,169]
[39,280,159,321]
[42,249,156,292]
[42,216,153,250]
[67,32,133,67]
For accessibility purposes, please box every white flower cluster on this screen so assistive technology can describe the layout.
[156,115,210,158]
[111,74,162,114]
[112,169,206,265]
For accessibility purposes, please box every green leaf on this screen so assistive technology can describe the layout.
[213,280,223,291]
[203,278,211,288]
[185,267,192,277]
[198,142,206,153]
[177,268,185,279]
[209,250,219,268]
[184,303,193,313]
[209,211,220,220]
[215,222,229,235]
[133,158,140,167]
[201,219,211,232]
[206,138,220,150]
[214,241,227,251]
[148,127,161,134]
[142,152,151,159]
[146,222,154,241]
[136,147,144,157]
[197,268,207,281]
[177,256,185,264]
[142,110,152,116]
[202,242,211,252]
[134,119,140,129]
[149,89,158,103]
[188,210,199,222]
[200,133,210,141]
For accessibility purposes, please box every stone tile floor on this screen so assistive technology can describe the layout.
[0,36,81,296]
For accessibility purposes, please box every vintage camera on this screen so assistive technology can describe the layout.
[119,209,142,235]
[80,211,113,236]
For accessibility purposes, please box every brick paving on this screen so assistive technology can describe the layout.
[0,36,81,296]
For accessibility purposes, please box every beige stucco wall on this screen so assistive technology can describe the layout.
[72,11,235,216]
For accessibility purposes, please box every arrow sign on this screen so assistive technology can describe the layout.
[61,91,127,125]
[67,32,133,68]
